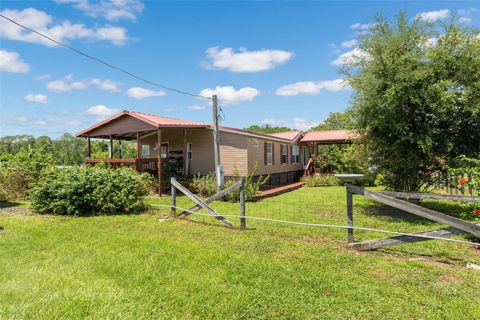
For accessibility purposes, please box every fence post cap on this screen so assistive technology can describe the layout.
[335,174,364,184]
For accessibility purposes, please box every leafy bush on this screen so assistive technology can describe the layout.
[301,174,343,187]
[189,163,269,201]
[189,173,217,197]
[30,165,151,216]
[0,148,54,201]
[224,163,269,202]
[446,156,480,220]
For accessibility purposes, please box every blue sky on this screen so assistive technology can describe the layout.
[1,1,479,137]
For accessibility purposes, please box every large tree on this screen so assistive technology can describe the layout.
[344,13,480,192]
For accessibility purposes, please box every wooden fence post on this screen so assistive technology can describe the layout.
[240,178,246,229]
[171,178,177,216]
[347,189,354,243]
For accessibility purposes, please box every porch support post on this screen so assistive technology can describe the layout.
[157,128,162,196]
[87,137,91,159]
[109,135,113,159]
[136,132,140,159]
[118,140,122,159]
[183,128,187,176]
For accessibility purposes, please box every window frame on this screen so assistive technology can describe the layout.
[187,142,192,161]
[141,144,150,158]
[281,144,288,164]
[266,142,273,165]
[292,144,300,164]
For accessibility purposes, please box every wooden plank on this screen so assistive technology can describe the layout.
[157,128,162,196]
[380,191,480,202]
[347,190,354,243]
[171,184,176,216]
[348,226,468,251]
[87,137,91,158]
[171,179,233,227]
[240,178,246,229]
[347,184,480,237]
[178,179,243,217]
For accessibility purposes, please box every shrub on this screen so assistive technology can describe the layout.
[189,173,217,198]
[30,165,151,216]
[301,174,343,187]
[0,148,54,201]
[446,156,480,220]
[224,163,269,202]
[189,163,269,201]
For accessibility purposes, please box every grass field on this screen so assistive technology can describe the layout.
[1,186,479,319]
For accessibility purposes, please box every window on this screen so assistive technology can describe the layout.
[160,143,168,159]
[187,143,192,160]
[281,144,288,164]
[265,142,273,165]
[141,144,150,158]
[292,144,300,164]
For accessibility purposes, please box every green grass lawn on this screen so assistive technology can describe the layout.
[1,187,479,319]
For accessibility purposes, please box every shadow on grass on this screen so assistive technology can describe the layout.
[0,201,22,209]
[358,203,438,226]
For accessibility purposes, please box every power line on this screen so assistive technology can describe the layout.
[0,14,211,100]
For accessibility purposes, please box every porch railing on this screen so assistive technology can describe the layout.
[85,158,161,173]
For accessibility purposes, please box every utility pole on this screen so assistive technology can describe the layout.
[212,95,223,192]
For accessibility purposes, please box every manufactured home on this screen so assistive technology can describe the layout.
[77,110,356,193]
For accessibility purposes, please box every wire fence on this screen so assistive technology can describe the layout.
[149,183,480,255]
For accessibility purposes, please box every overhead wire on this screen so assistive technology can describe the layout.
[0,13,212,100]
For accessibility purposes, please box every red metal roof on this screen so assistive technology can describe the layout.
[268,130,303,141]
[219,126,300,142]
[300,130,358,143]
[128,111,209,127]
[76,110,209,137]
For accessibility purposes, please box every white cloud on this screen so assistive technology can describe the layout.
[0,50,30,73]
[341,39,358,48]
[46,74,87,92]
[35,74,52,81]
[56,0,144,21]
[458,17,472,24]
[458,8,477,16]
[24,93,49,104]
[33,119,48,125]
[0,116,28,126]
[262,117,319,131]
[199,86,260,106]
[276,79,349,96]
[126,87,166,99]
[416,9,450,22]
[350,22,374,31]
[203,47,294,72]
[46,75,120,92]
[89,78,121,92]
[331,47,370,66]
[85,104,119,120]
[0,8,129,46]
[188,105,206,110]
[164,107,175,113]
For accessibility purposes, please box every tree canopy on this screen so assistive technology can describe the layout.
[344,13,480,192]
[243,124,292,134]
[0,134,137,166]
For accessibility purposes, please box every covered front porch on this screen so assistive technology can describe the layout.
[77,110,211,195]
[301,130,359,176]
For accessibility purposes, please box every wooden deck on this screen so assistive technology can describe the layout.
[254,182,305,201]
